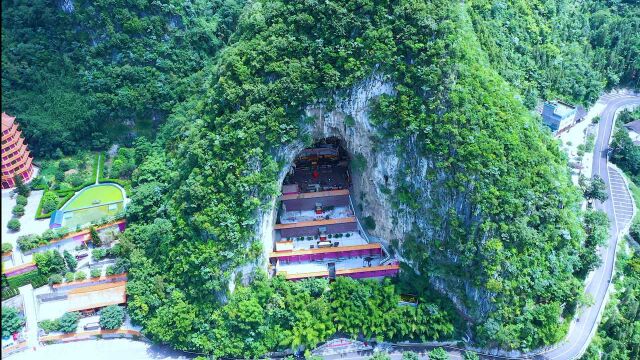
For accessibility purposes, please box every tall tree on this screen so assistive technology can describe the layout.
[63,250,77,272]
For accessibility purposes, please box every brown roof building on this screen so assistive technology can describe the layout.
[2,112,34,189]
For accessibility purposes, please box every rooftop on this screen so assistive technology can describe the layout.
[274,216,356,230]
[551,101,576,117]
[1,112,15,132]
[270,242,381,259]
[279,189,349,201]
[37,281,127,320]
[624,120,640,134]
[279,206,353,225]
[279,263,399,280]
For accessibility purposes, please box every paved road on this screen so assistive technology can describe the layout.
[541,94,639,360]
[9,338,193,360]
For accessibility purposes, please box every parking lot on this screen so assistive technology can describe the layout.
[607,165,635,230]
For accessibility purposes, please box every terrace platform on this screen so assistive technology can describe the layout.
[279,206,353,224]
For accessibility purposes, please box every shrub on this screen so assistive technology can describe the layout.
[428,348,449,360]
[13,175,30,197]
[363,216,376,230]
[401,352,419,360]
[90,268,102,278]
[57,312,80,333]
[64,272,75,282]
[34,250,66,276]
[58,160,71,172]
[16,195,28,206]
[2,307,25,337]
[75,271,86,281]
[463,351,480,360]
[106,265,116,276]
[92,248,107,261]
[41,192,60,214]
[67,173,85,187]
[7,219,20,231]
[630,221,640,243]
[17,234,41,252]
[48,274,63,285]
[592,116,601,124]
[7,270,47,288]
[99,305,125,330]
[12,204,25,217]
[58,182,73,191]
[55,170,65,183]
[90,226,102,247]
[41,229,57,242]
[2,287,19,301]
[39,319,60,333]
[2,243,13,253]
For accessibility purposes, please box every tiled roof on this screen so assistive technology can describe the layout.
[279,189,349,201]
[1,112,15,132]
[269,242,381,258]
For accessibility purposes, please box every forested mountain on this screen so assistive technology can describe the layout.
[2,0,244,156]
[2,0,639,357]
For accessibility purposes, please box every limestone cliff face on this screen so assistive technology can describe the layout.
[304,74,404,244]
[295,74,492,319]
[253,74,494,319]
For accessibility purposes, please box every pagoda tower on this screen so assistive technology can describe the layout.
[1,112,34,189]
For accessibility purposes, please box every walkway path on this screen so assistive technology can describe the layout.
[18,285,39,349]
[95,153,101,185]
[2,190,50,266]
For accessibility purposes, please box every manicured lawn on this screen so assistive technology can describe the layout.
[63,184,124,211]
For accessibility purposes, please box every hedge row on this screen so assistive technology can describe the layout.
[6,270,48,289]
[35,190,75,220]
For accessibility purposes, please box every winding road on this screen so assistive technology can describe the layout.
[540,93,640,360]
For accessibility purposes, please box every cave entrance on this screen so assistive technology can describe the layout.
[267,137,400,281]
[282,136,351,194]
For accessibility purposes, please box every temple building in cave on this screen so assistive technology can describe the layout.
[1,112,34,189]
[269,137,399,281]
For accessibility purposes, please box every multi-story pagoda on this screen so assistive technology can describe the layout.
[1,112,34,189]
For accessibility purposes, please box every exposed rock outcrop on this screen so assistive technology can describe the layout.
[58,0,74,13]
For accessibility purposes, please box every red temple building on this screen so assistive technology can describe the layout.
[270,140,399,281]
[2,112,34,189]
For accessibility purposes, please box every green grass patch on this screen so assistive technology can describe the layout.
[63,184,124,211]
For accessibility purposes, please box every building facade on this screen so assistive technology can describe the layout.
[1,113,34,189]
[541,100,585,134]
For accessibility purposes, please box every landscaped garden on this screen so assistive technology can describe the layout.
[33,152,100,219]
[32,151,97,192]
[29,150,129,231]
